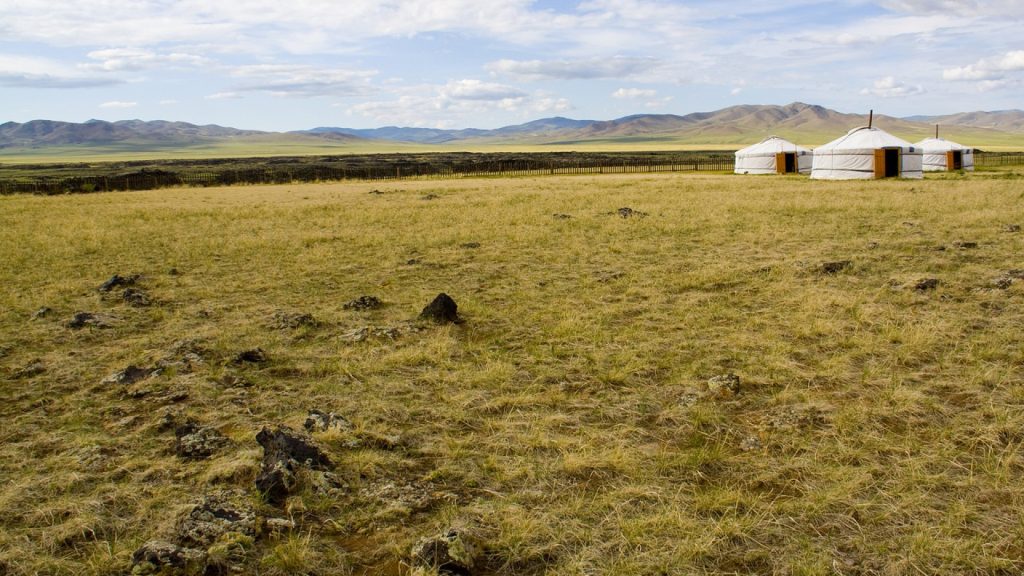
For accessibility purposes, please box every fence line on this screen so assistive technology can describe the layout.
[1,151,1020,195]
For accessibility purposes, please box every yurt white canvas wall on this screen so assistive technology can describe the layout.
[915,137,974,172]
[811,127,922,180]
[734,136,812,175]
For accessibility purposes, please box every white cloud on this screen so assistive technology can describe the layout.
[441,79,526,101]
[860,76,925,98]
[943,50,1024,81]
[879,0,1024,18]
[0,54,123,89]
[229,64,376,97]
[205,91,242,100]
[487,56,662,81]
[81,48,210,72]
[612,88,657,99]
[99,100,138,109]
[159,99,179,105]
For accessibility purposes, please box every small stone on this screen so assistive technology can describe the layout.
[269,311,317,329]
[740,436,763,452]
[422,193,440,200]
[31,307,52,320]
[217,373,252,388]
[232,348,268,365]
[411,528,479,575]
[99,274,139,293]
[65,311,115,329]
[707,373,741,397]
[13,359,45,379]
[820,260,852,274]
[913,278,940,291]
[131,540,206,576]
[990,276,1013,290]
[264,518,296,535]
[1002,224,1020,233]
[176,491,257,549]
[123,287,152,307]
[616,207,647,219]
[419,293,462,324]
[552,213,573,220]
[256,425,334,505]
[866,241,879,249]
[343,296,382,311]
[952,240,978,249]
[103,365,154,386]
[304,409,353,433]
[406,258,421,265]
[459,242,481,249]
[168,267,179,275]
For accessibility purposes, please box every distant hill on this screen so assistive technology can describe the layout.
[2,104,1021,160]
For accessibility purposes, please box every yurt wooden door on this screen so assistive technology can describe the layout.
[775,152,797,174]
[874,148,901,178]
[947,150,963,170]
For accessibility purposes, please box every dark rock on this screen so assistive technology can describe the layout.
[99,274,139,293]
[103,365,154,386]
[269,311,317,329]
[419,293,462,324]
[169,268,179,275]
[369,189,385,195]
[1002,224,1020,233]
[232,348,267,365]
[707,373,741,397]
[990,276,1013,290]
[422,193,440,200]
[406,258,421,265]
[914,278,940,291]
[255,425,333,505]
[31,307,52,320]
[304,409,353,433]
[174,420,229,461]
[820,260,852,274]
[65,311,115,329]
[131,540,206,576]
[176,491,257,549]
[953,240,978,249]
[343,296,382,311]
[123,287,152,307]
[459,242,481,249]
[616,207,647,219]
[411,528,479,575]
[932,245,947,252]
[552,213,573,220]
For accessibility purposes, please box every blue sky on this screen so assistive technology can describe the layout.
[1,0,1022,131]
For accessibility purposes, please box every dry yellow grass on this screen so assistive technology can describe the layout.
[2,169,1024,575]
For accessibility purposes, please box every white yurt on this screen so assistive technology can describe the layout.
[811,126,922,180]
[734,136,812,174]
[915,136,974,172]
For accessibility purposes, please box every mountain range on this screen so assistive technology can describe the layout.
[2,103,1022,155]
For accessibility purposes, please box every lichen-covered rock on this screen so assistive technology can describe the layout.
[99,273,139,293]
[66,311,117,329]
[123,287,152,307]
[820,260,852,274]
[411,528,479,575]
[130,540,206,576]
[176,491,257,549]
[269,311,318,329]
[232,348,268,365]
[103,365,155,386]
[303,409,352,433]
[707,373,741,397]
[255,425,333,505]
[343,296,382,311]
[174,420,229,461]
[913,278,940,291]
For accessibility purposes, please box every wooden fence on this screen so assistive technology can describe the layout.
[1,151,1020,195]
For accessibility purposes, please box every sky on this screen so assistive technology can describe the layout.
[1,0,1022,131]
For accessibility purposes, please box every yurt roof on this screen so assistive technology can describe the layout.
[915,137,970,152]
[736,136,810,156]
[815,126,916,153]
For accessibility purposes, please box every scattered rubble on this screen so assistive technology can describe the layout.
[707,373,741,398]
[255,425,333,505]
[343,296,382,311]
[913,278,940,291]
[952,240,978,249]
[419,293,462,324]
[99,273,139,293]
[766,405,828,430]
[175,420,229,461]
[411,528,479,575]
[342,326,404,342]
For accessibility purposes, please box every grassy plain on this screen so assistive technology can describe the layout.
[2,169,1024,575]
